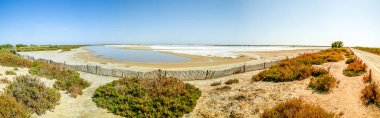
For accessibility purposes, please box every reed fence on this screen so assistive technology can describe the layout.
[13,51,280,80]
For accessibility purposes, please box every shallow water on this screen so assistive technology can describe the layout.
[85,46,190,63]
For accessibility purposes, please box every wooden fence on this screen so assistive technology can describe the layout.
[14,51,280,80]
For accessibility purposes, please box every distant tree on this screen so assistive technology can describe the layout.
[0,44,14,49]
[331,41,344,48]
[15,44,28,48]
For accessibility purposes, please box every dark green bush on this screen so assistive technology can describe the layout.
[331,41,344,48]
[92,77,201,117]
[5,75,61,115]
[309,74,337,92]
[215,86,232,91]
[29,61,90,97]
[262,98,335,118]
[0,95,31,117]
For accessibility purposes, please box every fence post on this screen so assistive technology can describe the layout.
[243,64,246,72]
[158,69,162,78]
[205,70,209,80]
[264,62,266,69]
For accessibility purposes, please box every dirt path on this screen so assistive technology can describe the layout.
[351,48,380,83]
[184,60,380,118]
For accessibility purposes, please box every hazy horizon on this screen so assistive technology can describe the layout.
[1,0,379,47]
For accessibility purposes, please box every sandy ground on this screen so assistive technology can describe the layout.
[184,60,380,118]
[19,46,321,71]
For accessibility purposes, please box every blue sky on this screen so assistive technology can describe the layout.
[0,0,379,46]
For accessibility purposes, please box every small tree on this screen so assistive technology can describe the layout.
[15,44,27,48]
[331,41,344,48]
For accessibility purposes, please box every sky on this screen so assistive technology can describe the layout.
[0,0,379,47]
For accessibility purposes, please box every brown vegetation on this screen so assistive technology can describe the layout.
[225,79,239,85]
[262,98,335,118]
[360,83,380,105]
[363,70,372,83]
[210,81,221,86]
[0,95,31,117]
[0,50,32,67]
[252,48,345,82]
[343,58,367,77]
[215,86,232,91]
[309,74,337,92]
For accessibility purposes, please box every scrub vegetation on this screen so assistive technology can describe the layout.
[29,61,90,97]
[360,83,380,105]
[343,58,367,77]
[331,41,344,48]
[252,48,346,82]
[92,77,201,117]
[5,70,16,75]
[15,44,83,52]
[0,95,31,117]
[354,47,380,55]
[262,98,335,118]
[309,74,337,92]
[5,75,61,115]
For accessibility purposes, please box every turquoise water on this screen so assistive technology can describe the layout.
[85,46,190,63]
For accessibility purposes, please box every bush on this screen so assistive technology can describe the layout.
[211,82,221,86]
[225,79,239,85]
[311,68,329,77]
[215,86,232,91]
[360,83,380,105]
[92,77,201,117]
[343,59,367,77]
[0,95,31,117]
[29,61,91,97]
[5,70,16,75]
[252,48,345,82]
[0,78,10,84]
[331,41,344,48]
[345,58,355,64]
[309,74,337,92]
[262,98,335,118]
[0,51,32,67]
[5,75,61,115]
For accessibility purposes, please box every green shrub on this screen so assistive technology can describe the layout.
[16,45,83,52]
[5,75,61,115]
[331,41,344,48]
[343,59,367,77]
[211,82,221,86]
[92,77,201,117]
[345,58,355,64]
[309,74,337,92]
[5,70,16,75]
[29,61,91,97]
[0,95,31,117]
[252,48,345,82]
[262,98,335,118]
[225,79,239,85]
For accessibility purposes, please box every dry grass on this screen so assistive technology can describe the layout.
[225,79,239,85]
[0,50,32,67]
[0,78,10,84]
[262,98,335,118]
